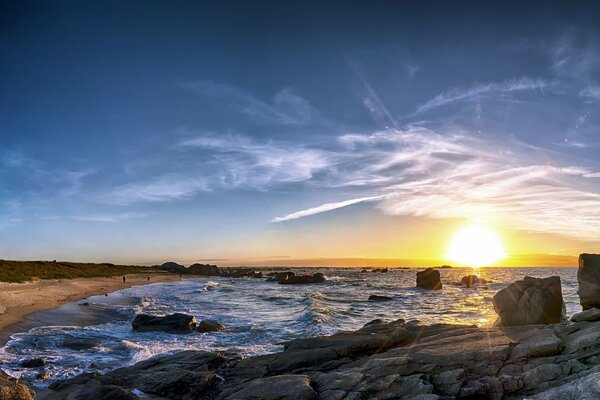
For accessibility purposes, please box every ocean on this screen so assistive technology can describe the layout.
[0,267,580,387]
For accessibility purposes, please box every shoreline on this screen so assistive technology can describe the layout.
[0,272,196,346]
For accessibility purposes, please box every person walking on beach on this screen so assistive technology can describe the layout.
[122,276,126,283]
[147,276,150,281]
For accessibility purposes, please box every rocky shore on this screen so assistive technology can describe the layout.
[41,314,600,399]
[4,254,600,399]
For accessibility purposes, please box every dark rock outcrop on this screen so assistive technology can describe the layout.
[368,294,393,302]
[20,358,45,368]
[416,268,442,290]
[493,276,564,326]
[577,253,600,310]
[132,313,197,334]
[47,317,600,400]
[61,337,101,351]
[269,271,326,285]
[197,320,225,333]
[461,275,487,288]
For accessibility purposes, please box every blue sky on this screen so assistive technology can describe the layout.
[1,1,600,264]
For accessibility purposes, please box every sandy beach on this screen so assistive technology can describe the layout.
[0,272,186,344]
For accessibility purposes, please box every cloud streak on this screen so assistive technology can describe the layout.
[271,196,383,222]
[415,77,554,114]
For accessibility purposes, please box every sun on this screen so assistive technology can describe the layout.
[446,225,506,267]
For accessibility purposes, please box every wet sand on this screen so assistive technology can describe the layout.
[0,272,189,345]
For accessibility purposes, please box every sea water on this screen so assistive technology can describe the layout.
[0,267,580,387]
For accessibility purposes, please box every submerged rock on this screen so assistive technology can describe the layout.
[578,253,600,310]
[368,294,393,302]
[493,276,564,326]
[61,337,101,351]
[21,358,45,368]
[416,268,442,290]
[132,313,197,334]
[197,319,225,333]
[460,275,487,288]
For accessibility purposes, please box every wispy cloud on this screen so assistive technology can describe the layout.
[106,175,209,205]
[271,127,600,240]
[179,81,325,125]
[271,196,383,222]
[580,86,600,101]
[177,134,331,188]
[414,77,554,114]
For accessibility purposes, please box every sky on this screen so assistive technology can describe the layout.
[1,0,600,266]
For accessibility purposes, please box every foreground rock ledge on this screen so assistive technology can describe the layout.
[46,318,600,400]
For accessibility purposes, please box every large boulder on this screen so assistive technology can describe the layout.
[159,261,186,273]
[132,313,197,334]
[578,254,600,310]
[492,276,564,326]
[416,268,442,290]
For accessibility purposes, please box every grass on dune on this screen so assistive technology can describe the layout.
[0,260,157,283]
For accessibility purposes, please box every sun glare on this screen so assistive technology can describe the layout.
[446,225,506,267]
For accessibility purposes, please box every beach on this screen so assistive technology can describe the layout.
[0,272,187,345]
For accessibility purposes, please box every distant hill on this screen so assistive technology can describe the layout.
[0,260,156,283]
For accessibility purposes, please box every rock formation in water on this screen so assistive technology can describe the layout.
[577,253,600,310]
[461,275,487,288]
[268,271,326,284]
[416,268,442,290]
[492,276,564,326]
[368,294,393,302]
[197,319,225,333]
[132,313,197,334]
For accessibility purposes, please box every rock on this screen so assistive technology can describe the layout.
[225,374,317,400]
[0,373,35,400]
[368,295,393,302]
[578,254,600,310]
[530,371,600,399]
[268,271,296,282]
[416,268,442,290]
[21,358,46,368]
[62,337,101,350]
[56,380,140,400]
[132,313,197,334]
[492,276,564,326]
[461,275,487,288]
[189,263,220,275]
[571,308,600,323]
[36,371,51,380]
[197,319,225,333]
[272,272,326,284]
